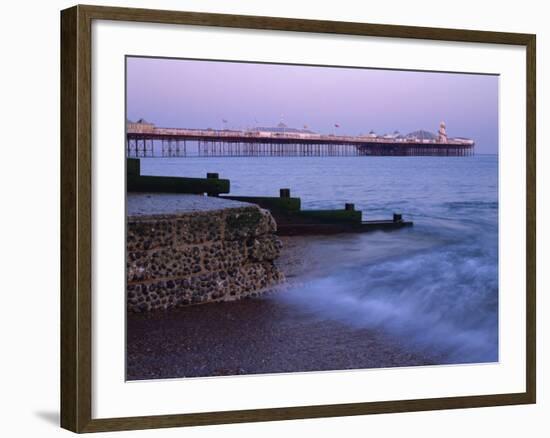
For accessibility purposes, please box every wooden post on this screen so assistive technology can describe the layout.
[206,173,220,197]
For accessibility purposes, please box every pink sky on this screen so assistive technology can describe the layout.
[127,57,498,154]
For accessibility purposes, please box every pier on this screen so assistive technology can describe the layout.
[126,120,475,158]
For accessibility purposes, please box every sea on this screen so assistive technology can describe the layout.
[139,154,499,364]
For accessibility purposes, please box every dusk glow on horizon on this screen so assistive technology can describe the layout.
[126,57,499,154]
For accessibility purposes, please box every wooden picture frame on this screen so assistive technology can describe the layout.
[60,4,536,433]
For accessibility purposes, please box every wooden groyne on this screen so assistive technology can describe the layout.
[127,158,229,195]
[127,158,413,235]
[223,190,412,236]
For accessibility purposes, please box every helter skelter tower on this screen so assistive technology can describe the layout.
[438,121,448,143]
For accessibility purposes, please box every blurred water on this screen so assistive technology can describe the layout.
[140,155,498,364]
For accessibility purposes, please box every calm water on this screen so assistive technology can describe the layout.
[140,155,499,364]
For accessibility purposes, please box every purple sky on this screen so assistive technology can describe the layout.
[126,57,499,154]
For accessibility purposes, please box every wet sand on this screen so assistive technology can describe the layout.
[127,235,442,380]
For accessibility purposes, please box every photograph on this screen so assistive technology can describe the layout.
[125,56,499,381]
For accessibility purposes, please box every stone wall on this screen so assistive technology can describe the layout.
[127,202,284,312]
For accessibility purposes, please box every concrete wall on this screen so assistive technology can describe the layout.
[127,204,284,311]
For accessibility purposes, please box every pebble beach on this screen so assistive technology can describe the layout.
[126,235,443,380]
